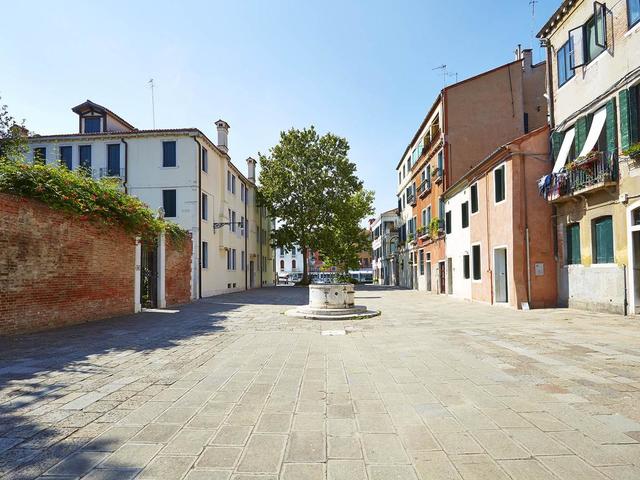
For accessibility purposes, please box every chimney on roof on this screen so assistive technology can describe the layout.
[215,120,229,153]
[246,156,257,183]
[514,44,523,60]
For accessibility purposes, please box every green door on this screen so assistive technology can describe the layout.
[566,223,581,265]
[594,216,614,264]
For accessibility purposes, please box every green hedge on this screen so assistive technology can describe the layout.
[0,159,188,244]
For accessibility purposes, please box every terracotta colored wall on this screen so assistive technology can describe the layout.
[165,236,192,306]
[469,128,556,308]
[0,194,135,335]
[446,60,546,187]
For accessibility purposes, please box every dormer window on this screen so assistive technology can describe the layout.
[84,117,101,133]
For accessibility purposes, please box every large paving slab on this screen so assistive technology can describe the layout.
[0,285,640,479]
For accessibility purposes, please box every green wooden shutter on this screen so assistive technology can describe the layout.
[551,130,564,161]
[620,89,631,151]
[566,224,581,265]
[575,117,589,155]
[631,87,639,144]
[594,217,613,264]
[605,98,617,154]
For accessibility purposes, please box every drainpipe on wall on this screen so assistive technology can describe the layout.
[244,185,248,291]
[544,40,555,129]
[193,137,202,299]
[623,264,628,316]
[259,209,263,287]
[121,138,128,194]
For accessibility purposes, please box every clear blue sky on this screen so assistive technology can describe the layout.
[1,0,558,216]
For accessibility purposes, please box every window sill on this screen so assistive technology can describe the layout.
[591,262,617,267]
[624,21,640,37]
[494,199,507,206]
[583,50,608,72]
[161,165,179,169]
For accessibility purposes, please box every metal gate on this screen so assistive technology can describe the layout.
[141,240,158,308]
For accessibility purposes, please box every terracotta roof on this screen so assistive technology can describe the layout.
[71,99,137,131]
[537,0,577,38]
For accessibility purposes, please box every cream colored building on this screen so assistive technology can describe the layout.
[26,100,275,300]
[538,0,640,314]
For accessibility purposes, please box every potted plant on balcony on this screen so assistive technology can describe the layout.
[408,232,415,243]
[623,143,640,161]
[429,217,442,238]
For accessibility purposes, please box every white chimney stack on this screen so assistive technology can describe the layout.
[246,156,257,183]
[215,119,229,153]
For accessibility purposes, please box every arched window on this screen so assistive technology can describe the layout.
[292,259,297,269]
[280,260,285,270]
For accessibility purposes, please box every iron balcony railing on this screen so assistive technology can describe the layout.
[407,193,417,206]
[544,151,618,202]
[418,181,432,197]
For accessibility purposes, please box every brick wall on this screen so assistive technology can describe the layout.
[0,194,136,335]
[165,236,192,306]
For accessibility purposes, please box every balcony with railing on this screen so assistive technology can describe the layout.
[542,151,618,203]
[431,166,443,184]
[423,123,441,153]
[408,192,417,207]
[418,180,431,198]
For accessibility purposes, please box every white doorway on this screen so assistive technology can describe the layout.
[494,247,508,303]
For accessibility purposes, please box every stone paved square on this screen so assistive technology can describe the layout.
[1,286,640,479]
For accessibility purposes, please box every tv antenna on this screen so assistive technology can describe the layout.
[148,78,156,129]
[447,71,459,84]
[433,64,447,88]
[530,0,538,61]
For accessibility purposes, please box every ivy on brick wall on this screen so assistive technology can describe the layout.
[0,159,188,246]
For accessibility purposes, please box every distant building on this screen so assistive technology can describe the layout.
[277,245,304,282]
[25,100,275,302]
[370,209,399,285]
[538,0,640,314]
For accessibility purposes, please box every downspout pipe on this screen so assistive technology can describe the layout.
[121,138,128,194]
[244,184,248,291]
[259,209,263,287]
[193,137,202,299]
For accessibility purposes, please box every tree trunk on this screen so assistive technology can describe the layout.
[302,246,309,285]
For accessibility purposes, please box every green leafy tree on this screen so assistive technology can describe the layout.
[258,126,373,284]
[0,98,27,160]
[319,189,374,274]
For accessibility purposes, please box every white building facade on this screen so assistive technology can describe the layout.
[26,100,275,299]
[276,245,304,282]
[370,209,399,285]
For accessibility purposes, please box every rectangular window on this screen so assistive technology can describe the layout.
[79,145,91,169]
[471,184,478,213]
[232,249,237,270]
[421,208,427,229]
[439,198,445,220]
[245,219,249,239]
[60,146,72,169]
[240,183,246,202]
[566,223,581,265]
[494,165,505,203]
[232,211,237,232]
[437,150,444,175]
[240,216,245,236]
[33,147,46,164]
[227,171,232,191]
[162,190,176,218]
[227,249,231,270]
[585,16,605,63]
[427,205,432,225]
[107,144,120,176]
[202,241,208,268]
[557,39,575,87]
[445,210,452,234]
[463,254,470,279]
[461,202,469,229]
[472,244,481,280]
[201,193,208,220]
[630,0,640,28]
[202,147,208,172]
[228,208,232,232]
[84,117,101,133]
[593,216,614,263]
[241,251,246,271]
[231,175,236,194]
[162,141,177,167]
[419,250,424,275]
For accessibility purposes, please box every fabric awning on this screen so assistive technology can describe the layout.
[552,128,575,173]
[577,108,607,159]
